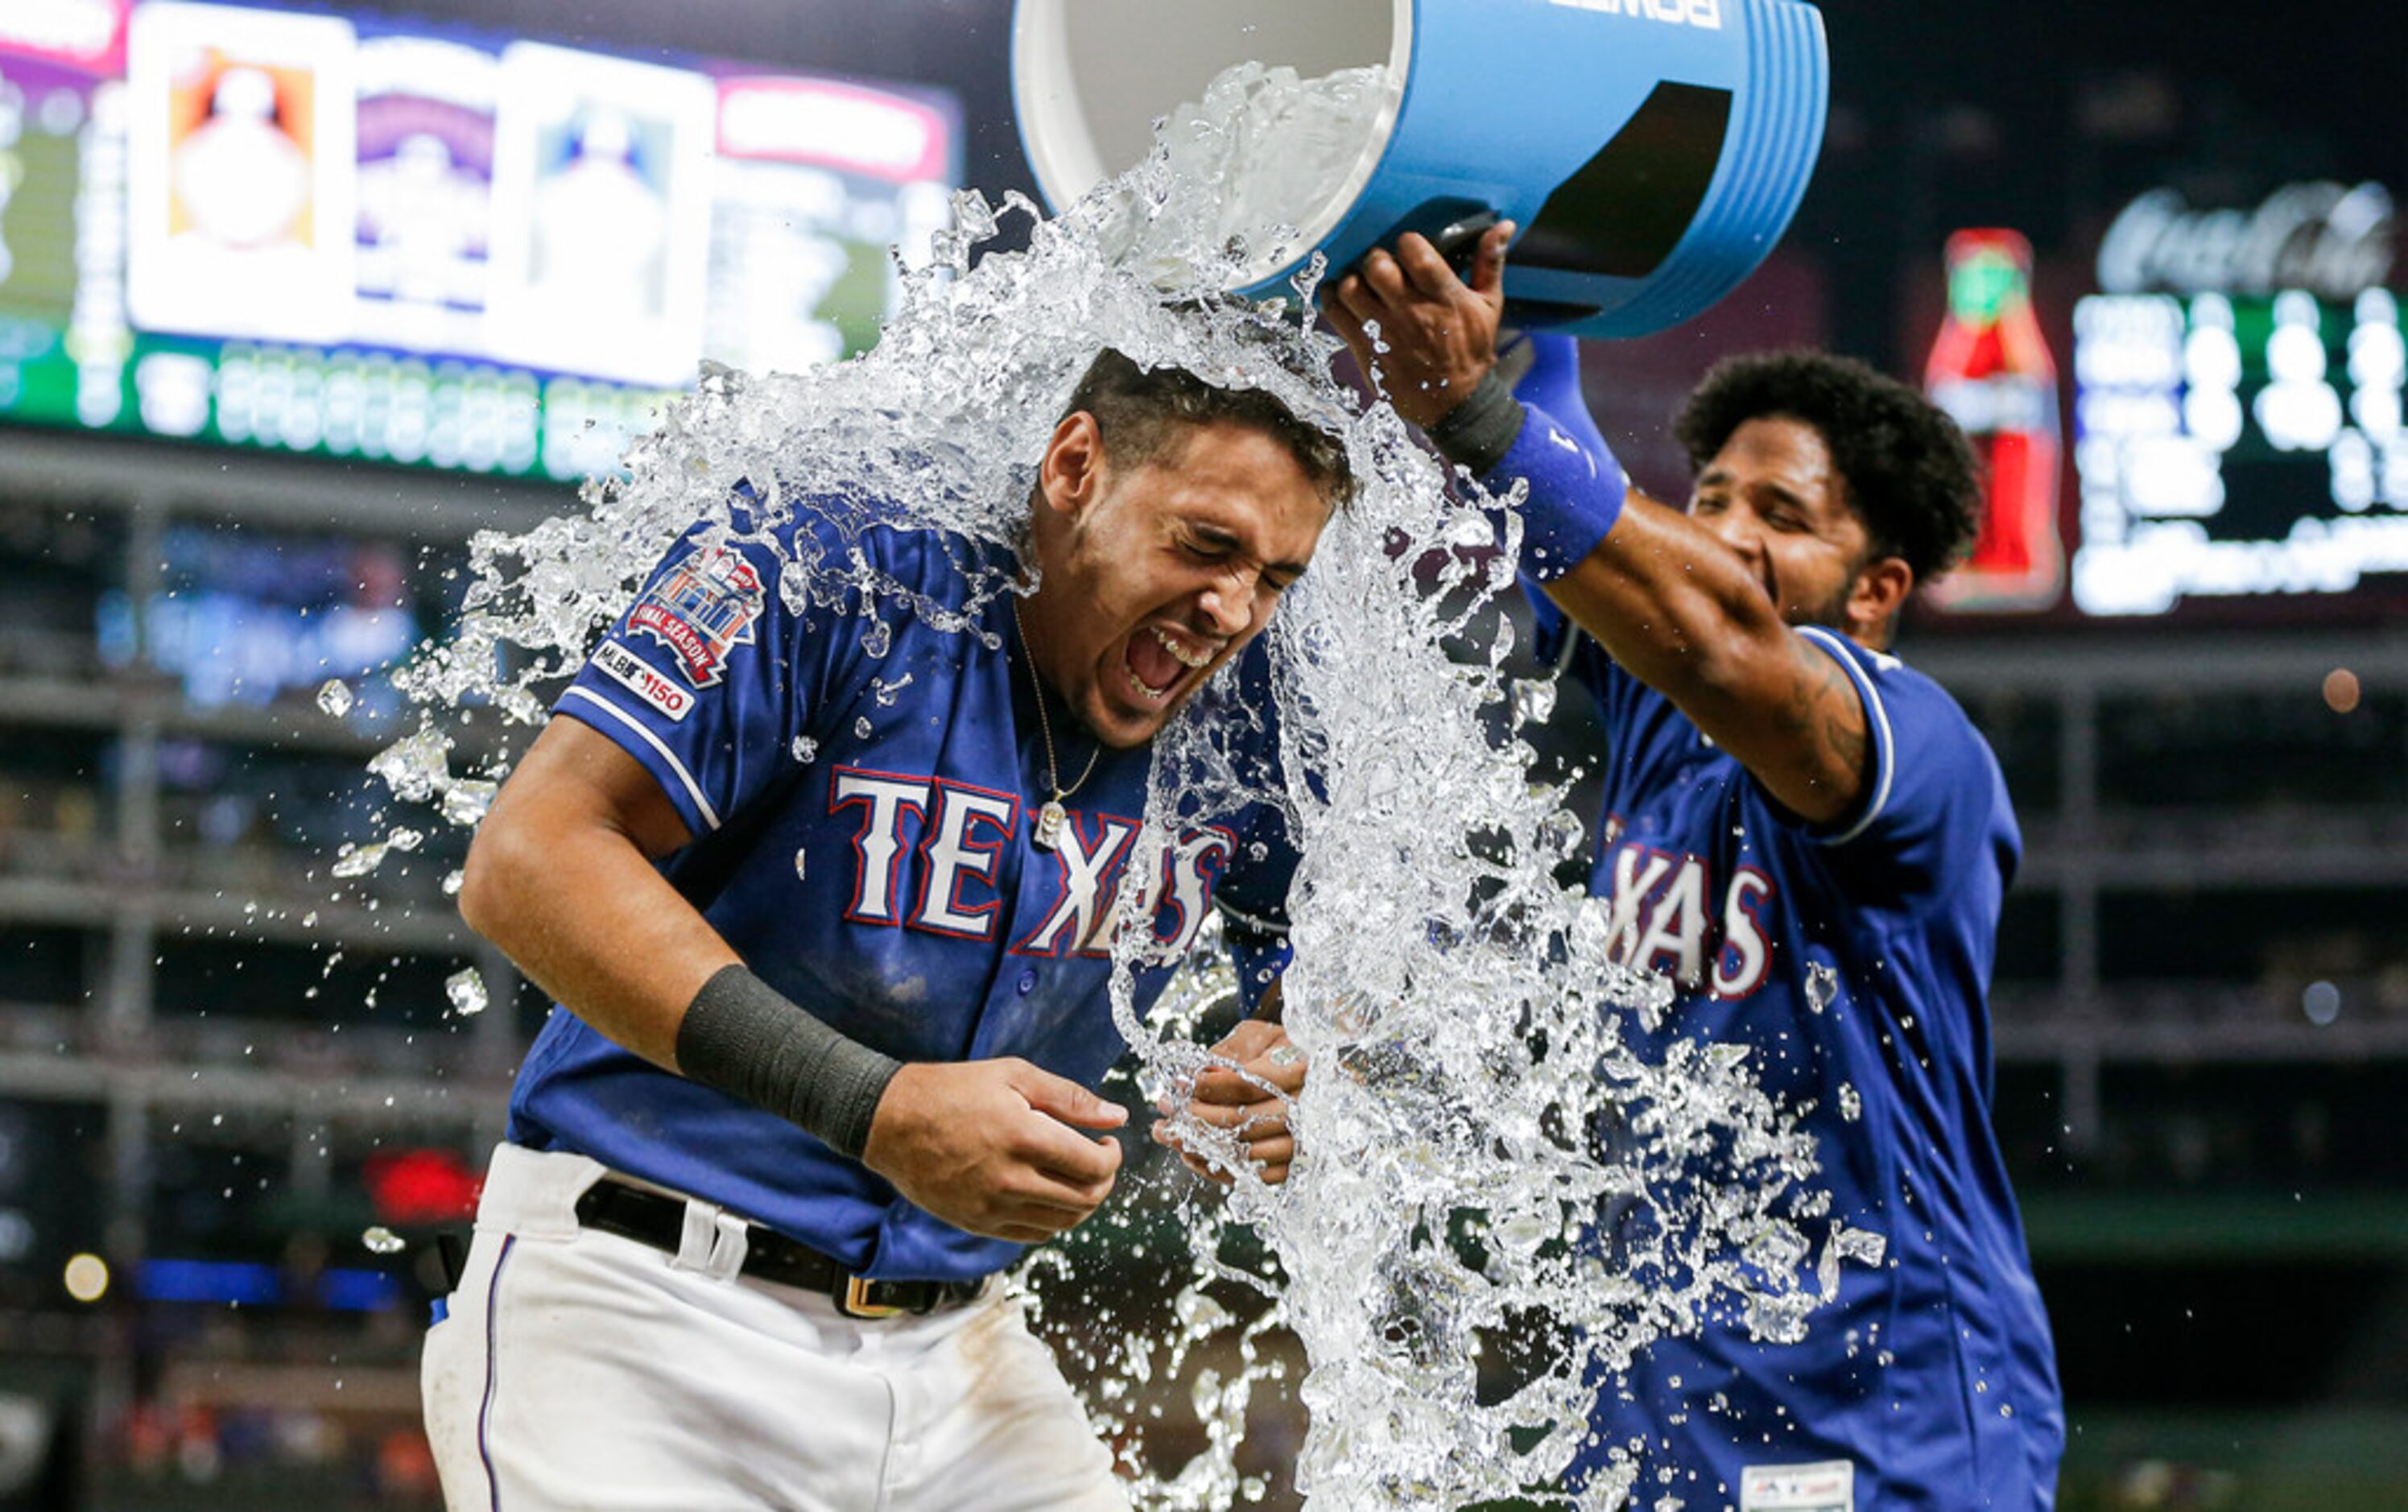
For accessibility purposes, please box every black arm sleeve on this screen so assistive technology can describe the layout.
[1426,369,1530,475]
[674,965,902,1160]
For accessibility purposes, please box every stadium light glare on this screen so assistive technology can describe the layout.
[64,1252,110,1303]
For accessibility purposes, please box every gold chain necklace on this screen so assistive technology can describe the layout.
[1010,599,1099,851]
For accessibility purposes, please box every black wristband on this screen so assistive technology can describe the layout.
[1425,369,1528,476]
[675,965,902,1161]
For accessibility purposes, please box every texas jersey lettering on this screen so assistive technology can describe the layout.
[826,764,1231,954]
[1593,817,1777,999]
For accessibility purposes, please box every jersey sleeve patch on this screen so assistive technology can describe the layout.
[626,543,766,688]
[1794,626,1896,848]
[591,640,696,722]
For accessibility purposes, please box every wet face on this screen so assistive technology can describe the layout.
[1687,415,1896,635]
[1019,416,1331,749]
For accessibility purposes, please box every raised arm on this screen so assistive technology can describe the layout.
[1325,232,1882,827]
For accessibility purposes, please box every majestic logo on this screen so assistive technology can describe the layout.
[627,545,766,688]
[1741,1460,1853,1511]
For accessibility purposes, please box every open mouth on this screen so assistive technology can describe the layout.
[1121,624,1216,706]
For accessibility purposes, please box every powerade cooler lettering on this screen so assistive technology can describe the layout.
[1547,0,1724,30]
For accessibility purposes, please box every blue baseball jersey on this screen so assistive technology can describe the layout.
[505,494,1295,1283]
[1530,585,2063,1508]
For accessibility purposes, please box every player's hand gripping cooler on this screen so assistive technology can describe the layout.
[1013,0,1828,337]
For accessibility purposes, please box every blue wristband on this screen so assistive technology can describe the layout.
[1485,334,1626,581]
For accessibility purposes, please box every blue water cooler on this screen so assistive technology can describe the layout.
[1013,0,1828,338]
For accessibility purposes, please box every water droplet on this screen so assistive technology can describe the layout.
[316,680,354,717]
[442,780,498,828]
[793,849,808,882]
[873,672,915,707]
[444,969,488,1018]
[361,1226,406,1255]
[331,841,388,878]
[1510,677,1556,725]
[853,716,874,740]
[791,737,819,764]
[1804,961,1839,1014]
[368,725,454,804]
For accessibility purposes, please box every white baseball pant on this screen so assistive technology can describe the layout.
[421,1143,1130,1511]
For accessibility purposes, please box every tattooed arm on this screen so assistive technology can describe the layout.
[1540,495,1873,827]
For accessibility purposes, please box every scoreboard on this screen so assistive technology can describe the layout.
[2072,287,2408,616]
[0,0,959,482]
[2067,182,2408,617]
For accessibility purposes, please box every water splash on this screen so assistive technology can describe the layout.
[366,60,1835,1510]
[1106,61,1400,291]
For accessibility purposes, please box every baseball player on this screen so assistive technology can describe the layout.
[419,349,1343,1510]
[1324,226,2063,1509]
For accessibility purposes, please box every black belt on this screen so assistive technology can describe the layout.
[572,1177,986,1320]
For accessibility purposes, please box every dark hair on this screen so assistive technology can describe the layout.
[1062,349,1354,506]
[1674,351,1981,585]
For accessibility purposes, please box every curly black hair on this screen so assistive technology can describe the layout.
[1673,351,1981,586]
[1062,349,1355,508]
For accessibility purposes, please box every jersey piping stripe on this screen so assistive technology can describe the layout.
[561,688,723,831]
[1213,897,1291,938]
[1796,626,1897,847]
[477,1233,518,1511]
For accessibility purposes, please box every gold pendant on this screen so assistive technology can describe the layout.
[1035,799,1068,850]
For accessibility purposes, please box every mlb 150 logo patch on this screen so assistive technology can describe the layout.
[592,641,696,722]
[628,545,766,688]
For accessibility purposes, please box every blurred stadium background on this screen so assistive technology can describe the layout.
[1,0,2403,1506]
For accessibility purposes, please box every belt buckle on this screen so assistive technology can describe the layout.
[841,1274,905,1320]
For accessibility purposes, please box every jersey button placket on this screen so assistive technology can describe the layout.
[1015,969,1036,996]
